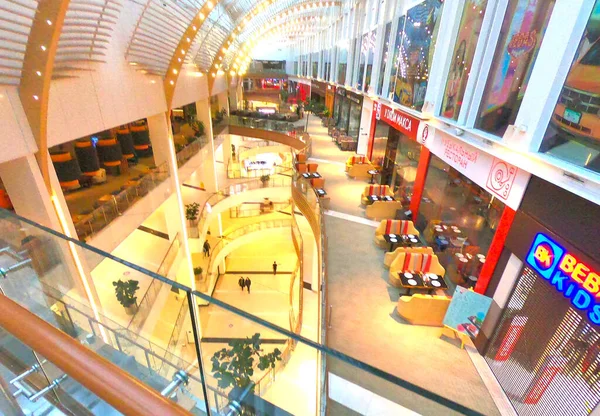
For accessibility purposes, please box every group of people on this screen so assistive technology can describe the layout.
[238,276,252,293]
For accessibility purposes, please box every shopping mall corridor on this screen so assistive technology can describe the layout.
[304,117,502,415]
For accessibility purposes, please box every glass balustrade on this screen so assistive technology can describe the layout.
[0,205,482,416]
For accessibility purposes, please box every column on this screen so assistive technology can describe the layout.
[195,98,218,193]
[217,91,229,117]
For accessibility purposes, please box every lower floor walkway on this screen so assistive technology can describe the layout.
[303,116,503,415]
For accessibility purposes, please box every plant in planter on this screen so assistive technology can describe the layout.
[193,266,203,281]
[211,333,281,412]
[190,119,205,137]
[185,202,200,238]
[112,279,139,315]
[260,174,270,187]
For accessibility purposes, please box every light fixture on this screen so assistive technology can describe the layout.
[173,69,178,74]
[181,49,186,54]
[46,19,52,25]
[170,80,174,85]
[36,71,41,76]
[40,45,46,51]
[33,95,39,100]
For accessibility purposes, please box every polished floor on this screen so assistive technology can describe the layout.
[303,116,502,415]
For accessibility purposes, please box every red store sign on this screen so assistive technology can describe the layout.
[374,101,420,140]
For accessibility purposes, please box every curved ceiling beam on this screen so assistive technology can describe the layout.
[223,13,334,73]
[19,0,70,189]
[207,1,340,91]
[163,0,220,109]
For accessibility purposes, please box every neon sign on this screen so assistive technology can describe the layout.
[526,233,600,325]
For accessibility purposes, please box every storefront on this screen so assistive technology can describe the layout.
[368,102,424,209]
[415,127,531,294]
[333,88,363,142]
[479,176,600,416]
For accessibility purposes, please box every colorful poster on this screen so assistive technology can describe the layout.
[443,286,493,338]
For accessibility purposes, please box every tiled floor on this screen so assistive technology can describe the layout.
[303,117,503,415]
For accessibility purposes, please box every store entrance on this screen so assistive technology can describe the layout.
[485,266,600,415]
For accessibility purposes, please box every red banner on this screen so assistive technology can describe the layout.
[373,101,420,139]
[494,315,527,361]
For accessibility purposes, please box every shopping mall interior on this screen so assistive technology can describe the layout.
[0,0,599,415]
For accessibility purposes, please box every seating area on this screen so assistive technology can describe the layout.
[328,126,358,151]
[360,185,393,205]
[387,250,446,287]
[346,155,375,179]
[374,219,419,249]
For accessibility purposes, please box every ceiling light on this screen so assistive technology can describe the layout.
[170,80,174,85]
[33,95,39,100]
[36,71,41,76]
[172,69,178,74]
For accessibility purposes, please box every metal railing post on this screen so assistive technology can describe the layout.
[185,290,212,416]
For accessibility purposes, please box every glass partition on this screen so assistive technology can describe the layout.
[540,0,600,174]
[377,21,392,95]
[416,154,505,293]
[388,16,406,100]
[475,0,556,137]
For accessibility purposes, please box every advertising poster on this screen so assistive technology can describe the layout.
[443,286,493,338]
[391,0,444,111]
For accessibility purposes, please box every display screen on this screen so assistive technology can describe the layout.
[540,0,600,174]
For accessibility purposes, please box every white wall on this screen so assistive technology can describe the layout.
[0,86,38,164]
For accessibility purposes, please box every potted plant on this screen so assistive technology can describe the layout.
[260,174,270,187]
[211,333,282,413]
[112,279,139,315]
[185,202,200,238]
[194,266,203,281]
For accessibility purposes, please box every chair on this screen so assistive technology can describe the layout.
[296,163,307,173]
[396,294,451,326]
[307,163,318,173]
[311,177,325,188]
[296,153,307,163]
[374,220,420,249]
[388,251,445,288]
[345,155,369,172]
[365,201,404,220]
[361,185,393,206]
[384,246,434,268]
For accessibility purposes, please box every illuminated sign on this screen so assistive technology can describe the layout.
[526,234,600,325]
[374,101,420,139]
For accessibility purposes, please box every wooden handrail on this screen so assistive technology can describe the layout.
[0,294,192,416]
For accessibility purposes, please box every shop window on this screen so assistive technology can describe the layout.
[357,33,368,90]
[391,0,444,111]
[441,0,489,120]
[417,154,505,292]
[338,48,347,84]
[348,99,362,141]
[371,121,390,168]
[540,1,600,174]
[475,0,556,137]
[380,130,422,205]
[388,16,406,101]
[377,22,392,95]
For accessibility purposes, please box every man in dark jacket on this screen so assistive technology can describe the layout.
[245,277,251,293]
[272,261,278,275]
[238,276,245,291]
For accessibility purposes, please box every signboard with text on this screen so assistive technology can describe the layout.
[374,101,420,139]
[420,129,531,211]
[526,233,600,326]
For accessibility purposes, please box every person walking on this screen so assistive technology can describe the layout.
[272,261,278,275]
[238,276,245,291]
[245,277,251,294]
[203,239,211,257]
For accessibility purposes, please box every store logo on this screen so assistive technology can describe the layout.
[418,125,429,145]
[526,234,600,325]
[384,108,413,132]
[486,158,517,200]
[527,234,563,279]
[375,102,382,120]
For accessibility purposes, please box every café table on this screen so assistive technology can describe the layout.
[367,195,395,203]
[383,233,420,252]
[397,271,448,295]
[367,169,379,184]
[302,172,321,179]
[315,188,327,197]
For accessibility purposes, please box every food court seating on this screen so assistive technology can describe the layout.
[307,163,318,173]
[296,163,307,173]
[311,177,325,188]
[365,200,404,220]
[388,251,445,288]
[374,220,419,249]
[396,294,451,326]
[346,155,374,179]
[361,185,393,206]
[383,246,433,268]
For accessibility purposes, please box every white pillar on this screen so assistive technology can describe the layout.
[195,98,219,193]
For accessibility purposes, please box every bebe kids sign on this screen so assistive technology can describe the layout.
[424,129,531,211]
